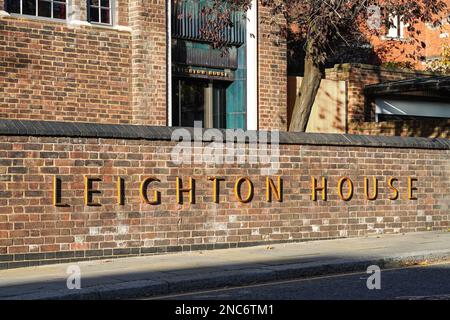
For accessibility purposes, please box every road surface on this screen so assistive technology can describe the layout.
[152,262,450,300]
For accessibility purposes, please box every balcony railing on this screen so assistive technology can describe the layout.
[171,0,246,46]
[172,40,238,69]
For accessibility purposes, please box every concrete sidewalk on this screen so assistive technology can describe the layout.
[1,231,449,300]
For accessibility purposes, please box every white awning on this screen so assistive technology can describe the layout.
[375,98,450,120]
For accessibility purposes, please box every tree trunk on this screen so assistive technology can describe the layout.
[289,52,324,132]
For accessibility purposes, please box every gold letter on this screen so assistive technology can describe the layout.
[234,177,254,203]
[84,176,102,206]
[176,177,195,204]
[311,177,327,201]
[266,177,282,202]
[388,177,399,201]
[53,176,68,207]
[140,177,161,205]
[364,177,378,201]
[338,177,354,201]
[208,177,225,204]
[408,177,418,200]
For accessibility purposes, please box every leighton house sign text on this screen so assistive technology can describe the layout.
[52,176,419,207]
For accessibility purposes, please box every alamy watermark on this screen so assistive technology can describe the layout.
[366,265,381,290]
[66,265,81,290]
[170,122,280,175]
[367,5,382,31]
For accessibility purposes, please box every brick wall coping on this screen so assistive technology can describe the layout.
[0,119,448,150]
[365,76,450,95]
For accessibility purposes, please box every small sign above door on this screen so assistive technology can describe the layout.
[173,65,235,82]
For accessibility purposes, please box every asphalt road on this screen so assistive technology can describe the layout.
[154,263,450,300]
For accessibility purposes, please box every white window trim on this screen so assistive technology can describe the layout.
[246,0,258,131]
[87,0,115,26]
[167,0,173,127]
[384,15,405,40]
[2,1,130,31]
[166,1,173,127]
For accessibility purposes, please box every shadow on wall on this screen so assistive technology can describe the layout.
[349,120,450,139]
[287,72,450,138]
[288,61,448,138]
[287,77,347,134]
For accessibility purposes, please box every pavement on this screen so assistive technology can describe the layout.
[0,231,449,300]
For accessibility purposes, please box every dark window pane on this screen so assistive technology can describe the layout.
[7,0,21,13]
[53,2,66,19]
[100,8,110,24]
[38,1,52,18]
[22,0,37,15]
[101,0,110,7]
[90,0,100,7]
[89,7,99,22]
[174,79,207,127]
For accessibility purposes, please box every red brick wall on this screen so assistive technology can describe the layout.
[0,16,132,124]
[72,0,87,21]
[349,120,450,139]
[0,135,448,267]
[118,0,129,26]
[0,1,168,127]
[366,0,450,69]
[258,2,288,131]
[0,1,168,126]
[129,0,167,126]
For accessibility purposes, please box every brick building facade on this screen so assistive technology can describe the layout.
[0,0,288,130]
[367,0,450,69]
[0,1,132,124]
[325,64,448,123]
[0,1,448,270]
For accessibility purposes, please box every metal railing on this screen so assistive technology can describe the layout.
[172,40,239,69]
[171,0,246,46]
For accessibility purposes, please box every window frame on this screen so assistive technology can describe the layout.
[5,0,68,21]
[386,15,405,39]
[87,0,114,26]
